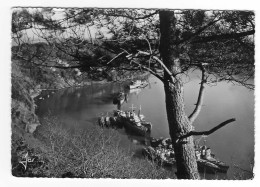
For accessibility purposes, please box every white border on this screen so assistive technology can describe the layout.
[1,0,259,187]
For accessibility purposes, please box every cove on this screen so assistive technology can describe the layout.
[36,72,254,179]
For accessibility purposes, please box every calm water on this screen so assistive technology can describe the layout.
[36,71,254,179]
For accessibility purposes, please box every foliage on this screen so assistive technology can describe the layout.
[11,8,254,88]
[28,116,175,178]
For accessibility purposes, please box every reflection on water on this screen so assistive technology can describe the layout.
[36,71,254,179]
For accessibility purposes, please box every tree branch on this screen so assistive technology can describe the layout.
[177,118,236,143]
[107,51,125,64]
[178,18,220,45]
[191,30,255,44]
[188,64,206,124]
[143,36,153,55]
[53,43,81,60]
[103,10,159,20]
[130,59,164,82]
[137,50,173,78]
[111,48,164,82]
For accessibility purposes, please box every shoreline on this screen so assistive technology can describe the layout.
[11,62,165,178]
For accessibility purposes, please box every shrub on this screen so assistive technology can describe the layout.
[32,116,175,179]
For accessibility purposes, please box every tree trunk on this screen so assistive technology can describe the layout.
[159,10,200,179]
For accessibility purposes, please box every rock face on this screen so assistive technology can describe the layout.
[11,63,41,134]
[11,99,40,132]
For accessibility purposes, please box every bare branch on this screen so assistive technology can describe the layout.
[218,76,254,90]
[106,48,163,81]
[137,50,173,78]
[107,51,125,64]
[86,26,94,44]
[177,118,236,143]
[143,36,153,55]
[130,59,164,82]
[188,64,207,124]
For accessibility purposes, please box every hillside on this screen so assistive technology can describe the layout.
[11,57,173,178]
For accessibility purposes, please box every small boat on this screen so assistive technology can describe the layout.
[128,80,148,89]
[129,88,142,94]
[143,138,229,174]
[113,92,127,105]
[98,115,123,128]
[113,92,128,110]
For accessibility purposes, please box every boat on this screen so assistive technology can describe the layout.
[113,92,127,105]
[142,138,229,174]
[98,104,152,137]
[197,158,229,173]
[121,116,152,136]
[112,92,128,110]
[143,137,175,166]
[129,88,142,94]
[150,137,172,148]
[142,145,175,167]
[114,105,152,136]
[195,146,229,173]
[128,80,148,89]
[98,114,123,128]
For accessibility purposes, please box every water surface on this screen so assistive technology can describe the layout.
[36,72,254,179]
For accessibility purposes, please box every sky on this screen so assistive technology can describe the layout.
[11,7,118,46]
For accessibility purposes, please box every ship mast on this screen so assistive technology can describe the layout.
[138,105,141,117]
[129,104,136,112]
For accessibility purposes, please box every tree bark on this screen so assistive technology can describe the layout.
[159,10,200,179]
